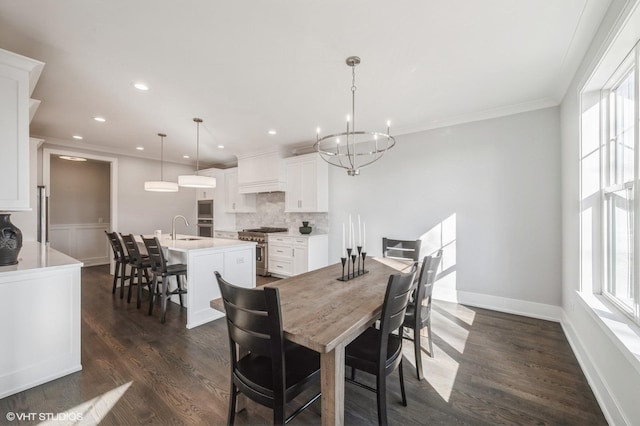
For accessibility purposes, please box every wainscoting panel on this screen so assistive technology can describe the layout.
[50,223,110,266]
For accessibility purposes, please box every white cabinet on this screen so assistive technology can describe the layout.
[285,153,328,212]
[224,168,256,213]
[195,169,217,200]
[214,230,238,239]
[196,169,216,201]
[268,234,328,277]
[0,49,44,211]
[237,149,286,194]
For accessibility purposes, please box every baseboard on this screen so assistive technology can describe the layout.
[561,313,627,426]
[435,290,562,322]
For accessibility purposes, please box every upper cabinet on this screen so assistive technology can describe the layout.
[237,149,286,194]
[0,49,44,211]
[224,168,256,213]
[284,153,328,212]
[195,168,217,201]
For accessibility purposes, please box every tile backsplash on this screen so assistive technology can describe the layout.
[235,192,328,234]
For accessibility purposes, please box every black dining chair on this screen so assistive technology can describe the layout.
[382,237,422,262]
[141,236,188,323]
[105,231,131,298]
[345,267,417,425]
[215,272,321,425]
[402,250,442,380]
[120,233,152,309]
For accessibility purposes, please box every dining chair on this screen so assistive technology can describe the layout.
[215,272,321,425]
[402,250,442,380]
[104,231,130,298]
[120,233,152,309]
[345,266,417,425]
[382,237,422,262]
[141,236,188,323]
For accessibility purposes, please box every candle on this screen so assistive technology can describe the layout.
[358,215,361,247]
[342,223,345,255]
[351,225,355,251]
[363,222,366,251]
[348,214,352,247]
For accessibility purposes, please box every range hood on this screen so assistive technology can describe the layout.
[237,149,286,194]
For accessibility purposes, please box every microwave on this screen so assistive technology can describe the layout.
[197,199,214,219]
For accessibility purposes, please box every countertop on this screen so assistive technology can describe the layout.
[0,241,83,276]
[150,234,256,253]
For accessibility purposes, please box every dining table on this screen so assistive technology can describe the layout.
[211,256,414,425]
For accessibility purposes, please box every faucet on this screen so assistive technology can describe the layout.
[172,215,189,240]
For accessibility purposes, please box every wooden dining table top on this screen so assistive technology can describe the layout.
[265,257,413,353]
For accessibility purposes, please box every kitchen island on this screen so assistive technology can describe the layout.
[0,242,83,398]
[152,235,256,329]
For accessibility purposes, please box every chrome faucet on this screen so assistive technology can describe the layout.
[172,215,189,240]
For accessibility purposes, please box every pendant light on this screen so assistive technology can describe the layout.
[144,133,179,192]
[178,118,217,188]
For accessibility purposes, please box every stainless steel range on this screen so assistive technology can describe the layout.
[237,227,288,276]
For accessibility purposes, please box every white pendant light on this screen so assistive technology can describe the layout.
[178,118,217,188]
[145,133,179,192]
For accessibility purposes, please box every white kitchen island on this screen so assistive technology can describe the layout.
[0,242,83,398]
[153,235,256,329]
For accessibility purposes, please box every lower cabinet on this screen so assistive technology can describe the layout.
[214,230,238,239]
[267,234,328,277]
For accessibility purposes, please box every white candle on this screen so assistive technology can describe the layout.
[358,215,362,247]
[351,225,355,251]
[342,223,345,255]
[363,222,366,251]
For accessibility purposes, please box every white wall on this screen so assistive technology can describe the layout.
[560,0,640,424]
[328,106,562,317]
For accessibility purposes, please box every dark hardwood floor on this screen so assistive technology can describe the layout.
[0,265,606,425]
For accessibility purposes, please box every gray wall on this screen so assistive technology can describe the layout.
[116,155,197,236]
[328,106,562,307]
[42,144,198,237]
[50,156,110,224]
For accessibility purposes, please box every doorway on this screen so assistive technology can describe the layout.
[43,148,118,266]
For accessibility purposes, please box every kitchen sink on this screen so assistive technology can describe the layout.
[177,237,201,241]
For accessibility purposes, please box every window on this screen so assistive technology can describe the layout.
[602,44,639,322]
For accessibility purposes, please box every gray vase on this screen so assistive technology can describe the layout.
[299,221,312,234]
[0,213,22,266]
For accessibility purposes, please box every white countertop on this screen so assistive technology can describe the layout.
[0,241,83,276]
[151,234,255,253]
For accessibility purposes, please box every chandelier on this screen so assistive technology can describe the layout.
[178,118,217,188]
[144,133,179,192]
[314,56,395,176]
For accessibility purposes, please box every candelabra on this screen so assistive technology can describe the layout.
[338,246,368,281]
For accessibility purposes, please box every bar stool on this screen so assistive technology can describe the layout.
[120,233,152,309]
[141,236,188,323]
[104,231,130,298]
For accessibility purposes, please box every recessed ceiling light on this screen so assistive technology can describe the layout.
[93,116,106,122]
[217,145,225,149]
[72,135,83,140]
[136,146,144,151]
[268,130,277,135]
[183,155,190,159]
[59,155,87,162]
[133,82,149,91]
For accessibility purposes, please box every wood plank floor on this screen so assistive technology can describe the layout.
[0,265,606,425]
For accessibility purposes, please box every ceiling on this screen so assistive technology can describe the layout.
[0,0,610,167]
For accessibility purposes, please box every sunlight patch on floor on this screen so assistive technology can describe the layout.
[403,303,476,402]
[39,381,131,425]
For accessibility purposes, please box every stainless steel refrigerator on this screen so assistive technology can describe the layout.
[37,185,48,243]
